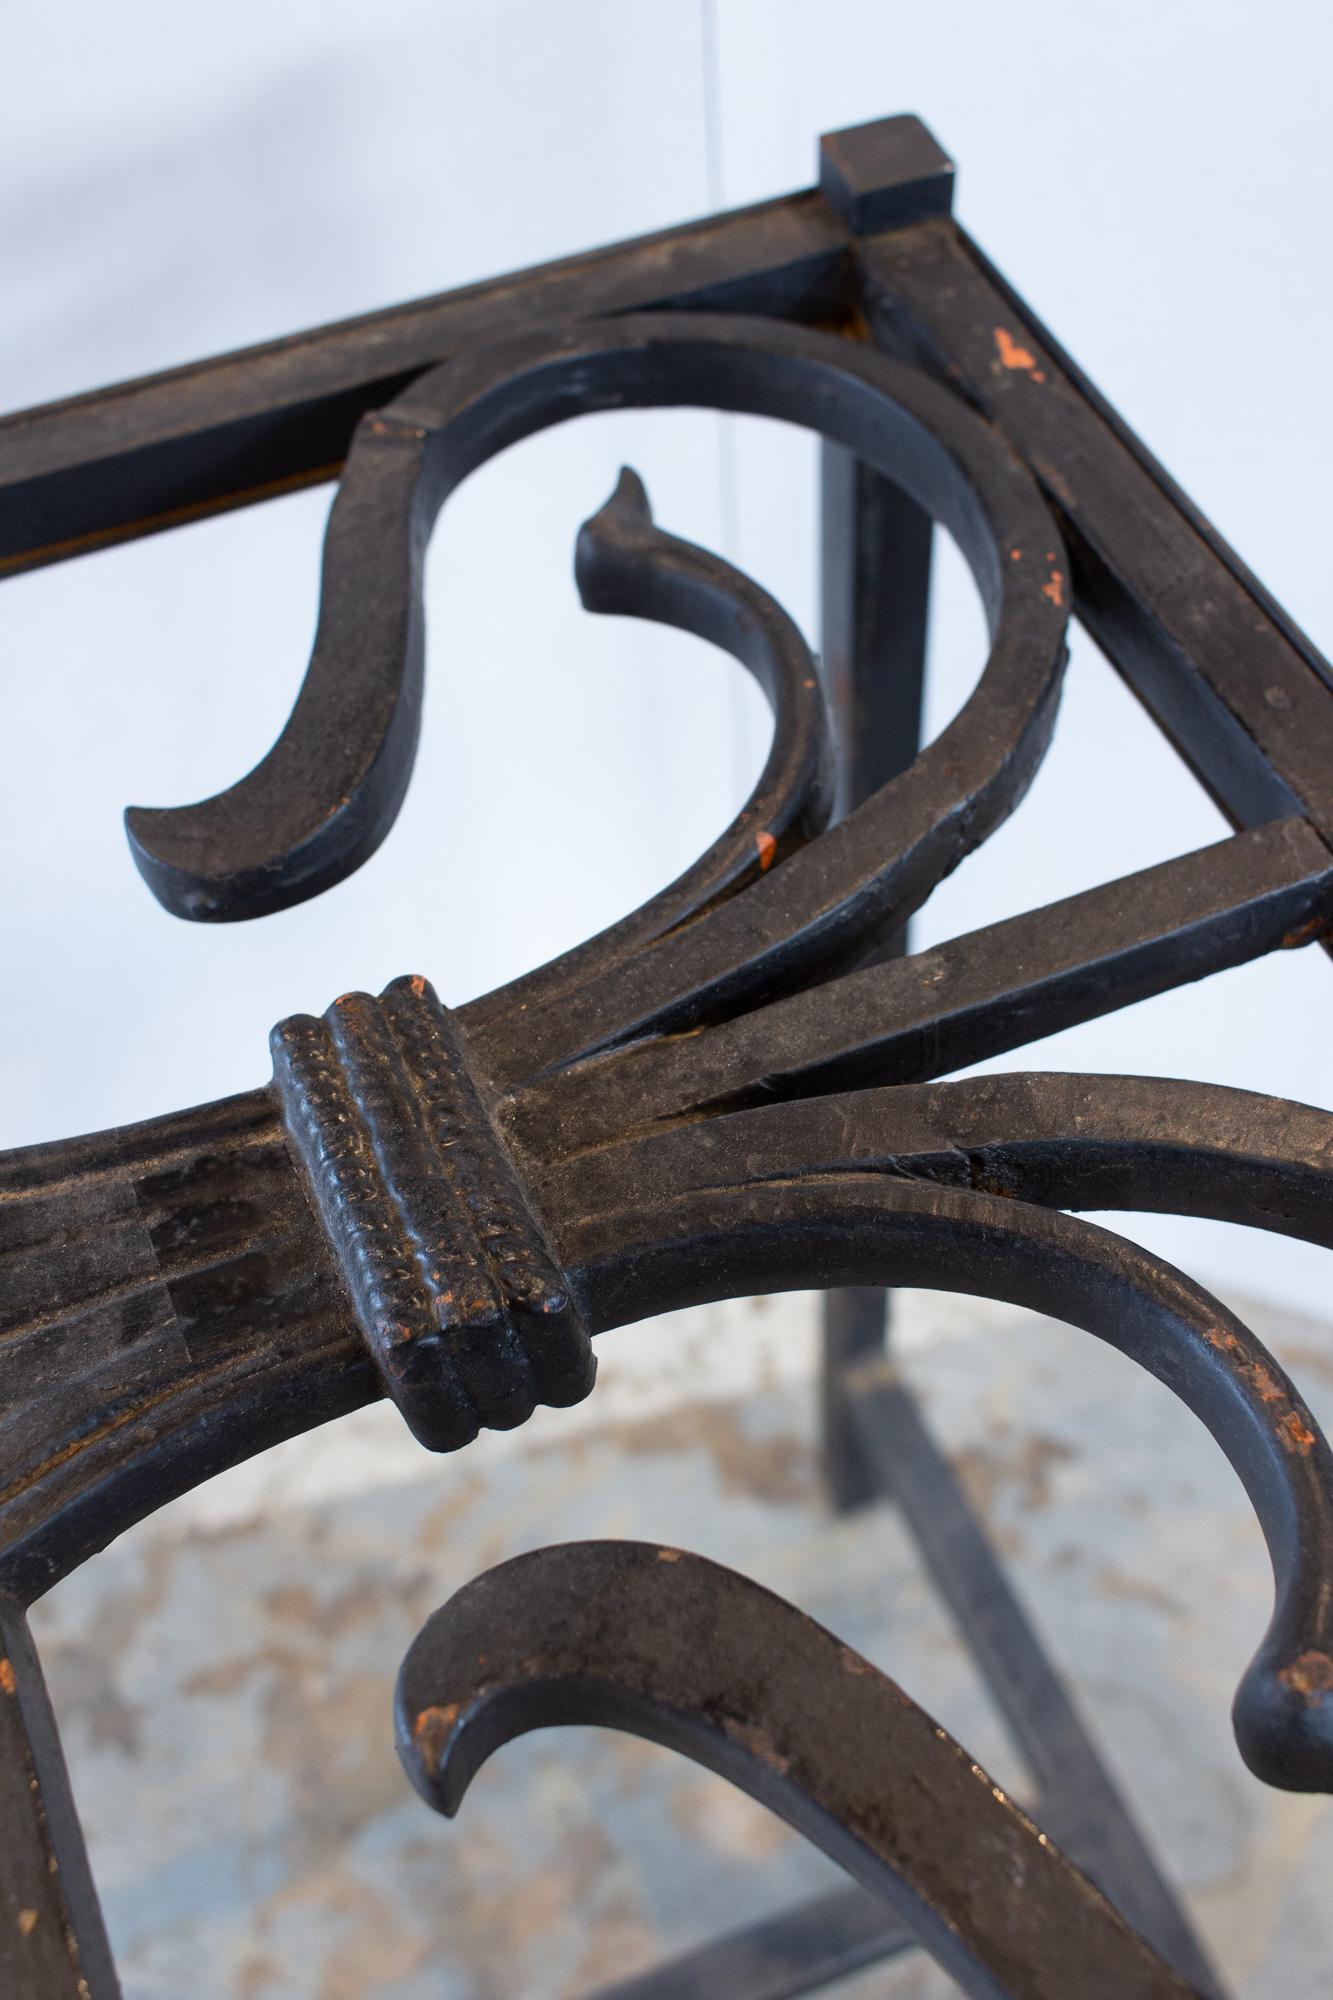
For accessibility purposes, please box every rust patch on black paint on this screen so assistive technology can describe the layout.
[1204,1327,1316,1452]
[412,1701,460,1771]
[1280,916,1327,949]
[1279,1650,1333,1701]
[993,327,1047,384]
[0,1658,15,1695]
[755,830,777,872]
[722,1713,790,1775]
[1285,1412,1317,1453]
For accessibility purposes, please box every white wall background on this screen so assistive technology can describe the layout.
[3,0,1332,1314]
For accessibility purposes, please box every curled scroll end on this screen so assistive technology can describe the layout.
[123,783,402,924]
[397,1695,500,1820]
[574,464,658,615]
[395,1639,543,1822]
[123,797,248,924]
[394,1541,1203,1998]
[1236,1644,1333,1793]
[588,463,654,532]
[124,407,425,922]
[598,463,654,531]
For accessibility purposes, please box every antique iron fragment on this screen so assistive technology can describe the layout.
[2,112,1332,1996]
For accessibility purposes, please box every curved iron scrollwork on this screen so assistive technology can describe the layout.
[124,310,1066,934]
[3,116,1333,1996]
[396,1541,1202,2000]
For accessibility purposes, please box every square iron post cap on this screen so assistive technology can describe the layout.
[819,114,955,234]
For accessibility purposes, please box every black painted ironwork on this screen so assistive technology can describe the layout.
[2,112,1332,1995]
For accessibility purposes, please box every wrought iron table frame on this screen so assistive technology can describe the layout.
[3,113,1333,1998]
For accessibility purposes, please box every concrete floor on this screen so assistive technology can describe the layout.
[27,1284,1333,1998]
